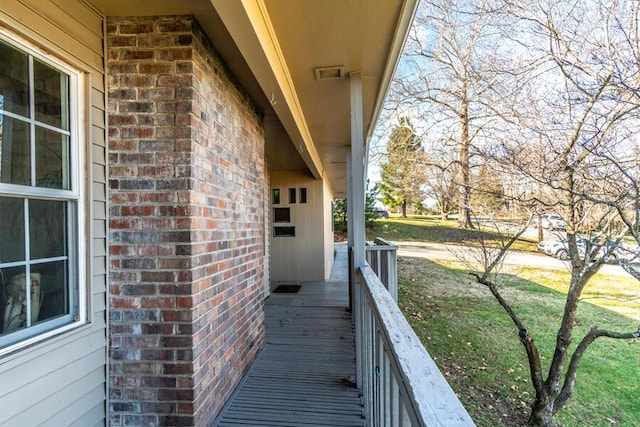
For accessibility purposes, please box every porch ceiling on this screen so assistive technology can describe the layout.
[92,0,417,197]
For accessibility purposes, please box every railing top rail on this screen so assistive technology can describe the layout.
[359,264,475,426]
[373,237,397,247]
[365,244,397,251]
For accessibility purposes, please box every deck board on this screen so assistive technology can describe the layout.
[213,245,364,426]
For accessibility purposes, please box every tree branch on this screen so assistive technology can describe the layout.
[471,272,545,394]
[554,325,640,413]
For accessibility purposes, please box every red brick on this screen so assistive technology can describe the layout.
[140,271,175,282]
[157,48,192,61]
[139,165,174,177]
[138,88,175,101]
[157,20,192,33]
[141,297,175,309]
[139,192,175,203]
[121,49,155,61]
[139,62,174,74]
[137,35,171,47]
[108,63,137,74]
[121,127,154,139]
[110,115,137,126]
[157,75,192,87]
[120,23,154,34]
[121,206,156,216]
[109,36,137,47]
[110,297,141,309]
[108,15,265,427]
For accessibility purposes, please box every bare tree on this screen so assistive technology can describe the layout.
[391,0,520,228]
[425,155,458,219]
[466,1,640,425]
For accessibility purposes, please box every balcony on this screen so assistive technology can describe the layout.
[213,243,473,426]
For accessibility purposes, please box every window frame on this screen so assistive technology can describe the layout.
[0,29,86,352]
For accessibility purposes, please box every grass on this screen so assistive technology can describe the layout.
[398,257,640,426]
[382,215,640,426]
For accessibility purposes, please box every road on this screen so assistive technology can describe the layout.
[393,241,630,277]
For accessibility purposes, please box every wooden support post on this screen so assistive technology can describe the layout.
[349,71,366,391]
[349,71,365,268]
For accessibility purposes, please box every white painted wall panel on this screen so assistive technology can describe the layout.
[270,171,329,281]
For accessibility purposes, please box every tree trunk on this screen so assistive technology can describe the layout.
[457,87,474,229]
[537,213,544,242]
[528,396,559,427]
[401,200,407,218]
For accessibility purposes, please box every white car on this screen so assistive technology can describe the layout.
[537,238,574,260]
[537,237,633,263]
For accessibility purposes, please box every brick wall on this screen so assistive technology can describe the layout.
[107,16,266,426]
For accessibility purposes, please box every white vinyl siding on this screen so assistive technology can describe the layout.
[0,1,107,426]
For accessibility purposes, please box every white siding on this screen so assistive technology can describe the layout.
[270,171,330,281]
[0,1,107,426]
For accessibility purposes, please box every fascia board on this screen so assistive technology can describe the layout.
[210,0,323,179]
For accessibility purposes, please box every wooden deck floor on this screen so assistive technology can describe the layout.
[213,245,365,426]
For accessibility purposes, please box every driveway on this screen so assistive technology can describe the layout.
[394,241,630,277]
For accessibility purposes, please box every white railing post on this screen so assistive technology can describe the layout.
[366,238,398,300]
[388,247,397,299]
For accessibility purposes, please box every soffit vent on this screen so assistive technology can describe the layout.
[314,66,346,80]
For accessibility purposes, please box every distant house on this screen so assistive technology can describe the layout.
[0,1,420,425]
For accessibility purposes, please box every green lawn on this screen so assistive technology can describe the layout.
[369,216,640,426]
[398,257,640,426]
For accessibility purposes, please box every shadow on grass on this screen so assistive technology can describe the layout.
[369,218,513,245]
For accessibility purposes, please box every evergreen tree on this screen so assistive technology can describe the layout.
[333,184,381,232]
[379,118,428,217]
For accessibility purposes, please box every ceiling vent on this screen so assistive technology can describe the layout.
[314,66,346,80]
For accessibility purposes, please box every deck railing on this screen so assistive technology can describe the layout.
[365,238,398,301]
[354,263,474,426]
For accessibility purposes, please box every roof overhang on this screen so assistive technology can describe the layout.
[91,0,418,197]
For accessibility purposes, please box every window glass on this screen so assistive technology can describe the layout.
[272,188,280,204]
[35,127,69,189]
[0,116,30,185]
[34,59,69,130]
[29,199,67,259]
[274,207,290,223]
[0,196,25,263]
[2,266,28,333]
[0,41,29,117]
[274,226,295,237]
[300,188,307,204]
[289,188,296,204]
[34,259,69,324]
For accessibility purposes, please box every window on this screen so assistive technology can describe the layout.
[272,188,280,204]
[273,207,291,223]
[0,34,83,349]
[299,187,307,204]
[288,188,296,204]
[273,226,295,237]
